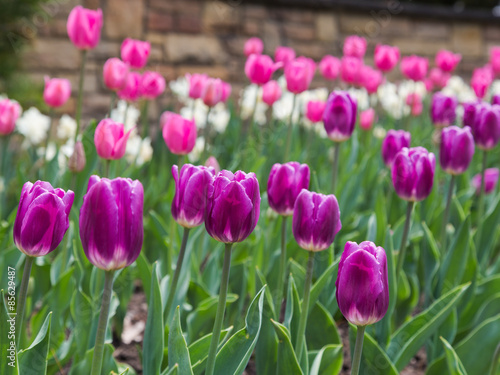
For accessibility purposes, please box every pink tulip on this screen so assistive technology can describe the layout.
[186,73,209,99]
[471,66,493,99]
[94,119,132,160]
[284,57,316,94]
[306,100,326,123]
[43,76,71,108]
[118,71,141,102]
[490,47,500,75]
[244,37,263,57]
[161,111,197,155]
[245,54,280,85]
[406,93,423,116]
[201,78,224,107]
[274,46,296,66]
[66,6,102,50]
[360,108,376,130]
[140,71,165,99]
[429,68,450,90]
[121,38,151,69]
[400,55,429,81]
[359,66,384,94]
[343,35,367,59]
[0,99,21,136]
[435,50,461,72]
[374,44,400,72]
[319,55,341,81]
[340,56,363,85]
[103,58,129,91]
[262,80,282,106]
[221,81,231,103]
[424,78,434,92]
[472,168,499,195]
[205,156,221,174]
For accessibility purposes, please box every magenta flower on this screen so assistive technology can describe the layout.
[382,130,411,167]
[161,112,197,155]
[440,126,475,175]
[0,98,21,136]
[202,78,224,107]
[374,44,400,72]
[392,147,435,202]
[358,65,384,94]
[428,68,451,90]
[172,164,215,228]
[66,6,102,50]
[284,57,316,94]
[406,93,423,117]
[262,80,282,106]
[267,162,310,216]
[323,91,357,142]
[94,119,132,160]
[340,56,362,85]
[244,37,263,57]
[400,55,428,81]
[274,46,296,67]
[118,71,141,102]
[435,50,461,73]
[336,241,389,326]
[80,176,144,271]
[471,103,500,150]
[140,71,166,99]
[292,190,341,252]
[245,54,280,85]
[490,47,500,75]
[43,77,71,108]
[462,101,480,127]
[359,108,376,131]
[430,92,458,128]
[306,100,326,123]
[319,55,341,81]
[14,181,74,257]
[121,38,151,69]
[205,170,260,244]
[103,58,129,91]
[186,73,209,99]
[471,66,493,99]
[205,156,221,174]
[472,168,499,195]
[343,35,367,59]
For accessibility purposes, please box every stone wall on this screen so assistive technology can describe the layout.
[20,0,500,119]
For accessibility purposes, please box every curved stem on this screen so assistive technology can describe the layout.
[351,325,366,375]
[202,107,212,162]
[475,150,487,253]
[295,251,315,360]
[284,94,296,161]
[489,343,500,375]
[141,100,149,138]
[396,201,414,280]
[205,243,233,375]
[440,175,455,255]
[275,216,287,319]
[331,142,341,194]
[74,50,87,145]
[164,227,190,323]
[16,256,34,348]
[90,270,115,375]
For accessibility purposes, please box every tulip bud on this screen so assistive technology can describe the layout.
[374,44,400,72]
[245,54,280,85]
[103,58,129,91]
[186,73,209,99]
[118,71,141,102]
[336,241,389,326]
[392,147,435,202]
[140,71,166,99]
[205,170,261,243]
[360,108,376,131]
[471,103,500,150]
[343,35,367,59]
[205,156,221,174]
[471,66,493,99]
[440,126,475,175]
[0,98,22,136]
[381,130,411,167]
[262,80,282,106]
[400,55,428,82]
[94,119,132,160]
[292,190,341,252]
[274,46,295,66]
[435,50,461,73]
[323,91,357,142]
[66,6,102,50]
[340,56,362,85]
[121,38,151,69]
[68,141,86,172]
[472,168,499,195]
[284,57,316,94]
[430,92,458,128]
[14,181,74,256]
[319,55,341,81]
[80,176,144,270]
[202,78,224,107]
[267,162,310,216]
[244,37,263,57]
[161,111,197,155]
[306,100,326,123]
[43,76,71,108]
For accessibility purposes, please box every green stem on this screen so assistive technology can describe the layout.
[16,256,34,348]
[284,94,297,161]
[295,251,315,360]
[249,87,259,146]
[205,243,233,375]
[275,216,288,319]
[104,160,111,179]
[202,107,212,162]
[141,100,149,138]
[43,108,54,166]
[396,201,414,280]
[74,50,87,145]
[164,227,190,322]
[351,325,366,375]
[0,135,7,178]
[191,99,196,121]
[123,102,130,129]
[475,150,487,252]
[331,142,341,194]
[440,175,455,255]
[177,154,185,170]
[489,343,500,375]
[90,270,115,375]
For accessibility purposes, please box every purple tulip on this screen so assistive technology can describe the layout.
[292,190,341,251]
[336,241,389,326]
[392,147,435,202]
[171,164,215,228]
[13,181,74,257]
[205,170,260,243]
[267,162,310,216]
[323,91,357,142]
[462,101,480,127]
[79,176,144,270]
[492,94,500,106]
[472,168,499,195]
[471,103,500,150]
[430,92,458,128]
[381,130,411,167]
[440,126,475,175]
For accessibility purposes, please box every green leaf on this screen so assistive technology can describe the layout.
[189,328,232,375]
[306,302,340,351]
[168,307,193,375]
[308,259,339,315]
[70,288,93,359]
[271,320,303,375]
[440,337,468,375]
[144,263,164,375]
[284,274,301,341]
[388,283,469,371]
[478,195,500,267]
[309,344,342,375]
[213,286,266,375]
[18,312,52,375]
[69,344,119,375]
[0,290,17,375]
[136,253,152,305]
[161,364,178,375]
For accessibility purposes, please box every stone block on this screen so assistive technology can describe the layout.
[203,1,241,31]
[413,20,450,39]
[176,65,229,80]
[262,21,281,55]
[148,11,174,32]
[23,39,81,70]
[283,23,315,42]
[105,0,144,39]
[392,38,448,56]
[452,23,483,57]
[245,4,267,19]
[177,13,202,33]
[484,25,500,41]
[316,14,338,42]
[165,34,227,64]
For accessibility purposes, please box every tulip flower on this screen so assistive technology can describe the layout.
[161,111,197,155]
[406,93,423,117]
[0,98,21,136]
[358,65,384,94]
[435,50,461,73]
[374,44,400,72]
[205,156,221,173]
[472,168,499,195]
[121,38,151,69]
[274,46,295,66]
[202,77,224,107]
[244,37,263,57]
[262,80,282,106]
[492,94,500,106]
[429,67,451,89]
[340,56,362,85]
[94,119,132,161]
[471,66,493,99]
[305,100,326,123]
[140,71,166,99]
[43,76,71,108]
[204,170,260,375]
[245,54,280,85]
[319,55,341,81]
[220,81,231,103]
[382,130,411,167]
[343,35,367,58]
[186,73,209,99]
[430,92,457,128]
[471,103,500,150]
[292,189,341,360]
[284,56,316,94]
[79,175,143,375]
[103,58,129,91]
[13,181,74,346]
[490,47,500,75]
[66,6,102,50]
[68,141,86,173]
[118,71,141,102]
[400,55,428,81]
[360,108,376,131]
[462,101,480,127]
[336,241,389,375]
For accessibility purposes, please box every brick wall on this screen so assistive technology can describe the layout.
[21,0,500,120]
